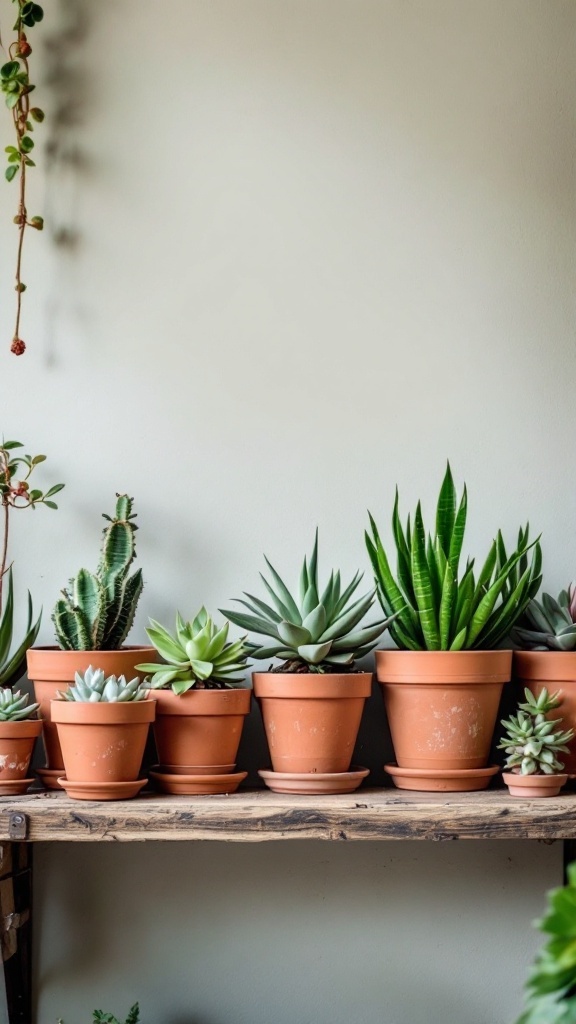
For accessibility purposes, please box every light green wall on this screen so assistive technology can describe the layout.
[0,0,573,1020]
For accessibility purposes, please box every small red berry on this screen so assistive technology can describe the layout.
[10,338,26,355]
[18,36,32,58]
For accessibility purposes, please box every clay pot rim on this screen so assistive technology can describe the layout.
[0,718,43,737]
[385,763,499,779]
[152,687,251,716]
[502,771,568,785]
[50,699,156,724]
[253,671,372,699]
[28,645,156,653]
[514,650,576,681]
[375,648,511,684]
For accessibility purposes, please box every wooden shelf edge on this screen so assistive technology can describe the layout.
[0,787,574,842]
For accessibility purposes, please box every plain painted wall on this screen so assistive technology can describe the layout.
[0,0,574,1021]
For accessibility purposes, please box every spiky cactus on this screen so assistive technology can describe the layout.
[52,495,143,651]
[514,586,576,651]
[221,531,398,672]
[58,666,148,703]
[136,608,249,692]
[0,686,39,720]
[498,688,574,775]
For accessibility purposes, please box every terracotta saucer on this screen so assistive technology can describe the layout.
[157,763,235,776]
[258,766,370,795]
[36,767,64,790]
[385,763,499,792]
[57,777,147,801]
[0,777,35,796]
[149,768,247,795]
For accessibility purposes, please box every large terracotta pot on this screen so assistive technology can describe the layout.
[152,688,251,771]
[252,672,372,774]
[51,699,156,783]
[26,647,158,775]
[376,650,512,770]
[0,719,42,780]
[514,651,576,774]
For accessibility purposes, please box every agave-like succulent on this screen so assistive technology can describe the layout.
[498,688,574,775]
[514,586,576,651]
[0,686,39,721]
[136,608,250,693]
[58,665,148,703]
[221,531,398,672]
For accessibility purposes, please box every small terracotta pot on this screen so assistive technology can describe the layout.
[51,699,156,784]
[252,672,372,774]
[514,652,576,774]
[26,646,158,774]
[376,650,512,770]
[0,719,42,780]
[502,771,568,798]
[152,688,251,771]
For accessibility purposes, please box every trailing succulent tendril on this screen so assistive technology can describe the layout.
[52,495,143,652]
[514,586,576,651]
[58,666,148,703]
[366,462,542,651]
[0,685,39,720]
[221,530,399,673]
[498,688,574,776]
[136,608,250,692]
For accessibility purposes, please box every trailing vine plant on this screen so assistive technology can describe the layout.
[1,0,45,356]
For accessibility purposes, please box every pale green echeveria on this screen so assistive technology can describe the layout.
[136,608,250,693]
[0,685,39,721]
[514,586,576,651]
[221,531,398,672]
[58,665,148,702]
[497,687,574,775]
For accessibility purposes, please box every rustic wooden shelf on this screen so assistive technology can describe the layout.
[0,787,575,842]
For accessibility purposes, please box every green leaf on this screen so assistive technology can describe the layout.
[435,462,456,556]
[20,135,33,152]
[277,621,310,648]
[439,562,456,650]
[29,106,44,122]
[411,502,440,649]
[297,641,332,664]
[5,164,18,181]
[448,485,467,577]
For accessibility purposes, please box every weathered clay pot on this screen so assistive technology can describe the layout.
[376,650,512,771]
[0,719,42,781]
[502,771,568,798]
[51,699,156,784]
[514,651,576,774]
[152,688,251,771]
[253,672,372,774]
[26,647,158,779]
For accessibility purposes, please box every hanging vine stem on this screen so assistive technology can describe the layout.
[1,0,45,356]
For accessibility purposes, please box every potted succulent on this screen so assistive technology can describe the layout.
[136,608,251,795]
[222,531,397,794]
[52,666,154,800]
[514,585,576,773]
[366,463,542,791]
[498,687,573,798]
[27,494,158,788]
[58,1003,140,1024]
[0,685,41,794]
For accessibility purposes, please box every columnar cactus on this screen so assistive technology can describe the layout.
[52,495,143,651]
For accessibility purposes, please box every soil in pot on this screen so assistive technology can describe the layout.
[514,652,576,774]
[376,650,511,771]
[152,688,251,771]
[51,699,155,784]
[253,672,372,774]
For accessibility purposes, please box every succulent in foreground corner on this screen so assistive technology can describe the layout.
[52,494,143,651]
[221,530,398,672]
[57,665,148,703]
[136,608,250,692]
[366,462,542,651]
[57,1003,140,1024]
[498,688,574,775]
[514,586,576,651]
[0,685,39,720]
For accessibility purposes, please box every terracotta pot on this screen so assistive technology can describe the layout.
[376,650,512,770]
[51,699,156,784]
[152,688,251,771]
[252,672,372,774]
[0,719,42,780]
[26,646,158,773]
[514,651,576,774]
[502,771,568,798]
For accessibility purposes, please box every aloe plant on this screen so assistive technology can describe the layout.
[498,688,574,775]
[365,463,542,651]
[515,586,576,651]
[516,863,576,1024]
[222,531,398,672]
[136,608,249,692]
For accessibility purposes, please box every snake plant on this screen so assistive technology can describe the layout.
[498,688,574,775]
[52,495,143,651]
[514,586,576,651]
[57,665,148,703]
[222,531,398,672]
[365,463,542,651]
[136,609,249,692]
[0,685,39,721]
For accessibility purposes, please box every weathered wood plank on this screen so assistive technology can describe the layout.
[0,788,573,842]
